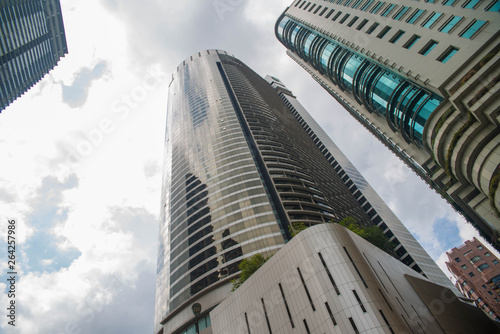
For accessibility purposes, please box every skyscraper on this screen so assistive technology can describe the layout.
[155,49,454,334]
[0,0,68,112]
[276,0,500,247]
[446,237,500,320]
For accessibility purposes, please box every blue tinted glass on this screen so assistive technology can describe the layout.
[421,41,438,56]
[412,97,441,144]
[441,16,462,33]
[423,13,443,28]
[303,34,315,58]
[277,17,290,38]
[381,4,396,17]
[443,0,455,5]
[291,26,301,46]
[372,73,401,115]
[352,0,364,8]
[370,1,385,13]
[439,48,459,63]
[488,1,500,12]
[361,0,374,10]
[461,20,487,39]
[341,55,363,91]
[321,44,336,71]
[408,9,424,24]
[464,0,480,8]
[405,35,420,49]
[394,6,409,20]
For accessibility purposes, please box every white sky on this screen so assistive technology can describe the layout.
[0,0,491,333]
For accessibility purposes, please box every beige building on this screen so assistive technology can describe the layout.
[276,0,500,247]
[211,224,500,334]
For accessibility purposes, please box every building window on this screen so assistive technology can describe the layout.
[357,19,369,30]
[486,0,500,12]
[377,26,392,39]
[485,252,491,257]
[314,5,322,14]
[440,16,462,33]
[462,281,467,286]
[455,257,462,262]
[325,9,335,18]
[340,13,351,23]
[443,0,457,5]
[478,245,484,250]
[303,2,311,10]
[347,16,359,27]
[380,4,397,17]
[393,6,410,20]
[469,272,475,277]
[332,11,343,21]
[308,3,316,12]
[319,7,328,16]
[460,20,487,39]
[361,0,375,11]
[463,0,482,9]
[437,47,459,63]
[478,297,483,303]
[489,291,494,295]
[389,30,405,43]
[470,256,482,264]
[482,285,487,289]
[464,250,473,256]
[478,263,490,272]
[419,40,438,55]
[407,9,425,24]
[366,22,380,34]
[422,12,443,28]
[344,0,355,6]
[493,259,499,264]
[352,0,364,8]
[461,264,468,269]
[370,1,386,13]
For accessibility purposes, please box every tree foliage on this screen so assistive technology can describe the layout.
[288,222,309,238]
[339,216,393,253]
[231,254,268,291]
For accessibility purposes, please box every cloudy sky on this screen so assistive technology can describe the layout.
[0,0,492,333]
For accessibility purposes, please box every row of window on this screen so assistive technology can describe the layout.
[277,16,443,147]
[295,0,491,41]
[296,0,499,13]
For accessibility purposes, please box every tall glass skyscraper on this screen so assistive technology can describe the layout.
[276,0,500,248]
[0,0,68,112]
[154,49,455,334]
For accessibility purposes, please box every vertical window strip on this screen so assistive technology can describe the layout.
[439,16,462,33]
[379,310,395,334]
[278,283,295,328]
[393,6,410,20]
[349,317,360,334]
[459,19,487,39]
[377,26,392,39]
[318,252,341,295]
[344,247,368,288]
[366,22,380,34]
[403,34,420,49]
[244,312,251,334]
[303,319,311,334]
[486,0,500,11]
[422,12,443,29]
[325,9,335,18]
[437,47,459,63]
[325,302,338,325]
[357,19,368,30]
[419,40,438,55]
[297,267,316,311]
[353,289,367,312]
[379,289,393,311]
[406,9,425,24]
[361,0,375,11]
[370,1,385,13]
[261,298,273,334]
[380,3,397,17]
[389,29,404,43]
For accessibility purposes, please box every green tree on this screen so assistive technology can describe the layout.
[288,222,309,238]
[338,216,394,253]
[231,254,268,291]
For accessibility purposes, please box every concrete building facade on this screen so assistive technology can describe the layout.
[212,224,499,334]
[0,0,68,112]
[276,0,500,247]
[446,237,500,320]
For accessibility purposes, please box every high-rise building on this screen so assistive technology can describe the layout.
[446,237,500,320]
[275,0,500,247]
[154,49,454,334]
[0,0,68,112]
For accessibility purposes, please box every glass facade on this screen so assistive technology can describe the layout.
[156,50,395,332]
[0,0,68,111]
[276,16,443,147]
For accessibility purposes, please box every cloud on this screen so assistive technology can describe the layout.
[61,60,109,108]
